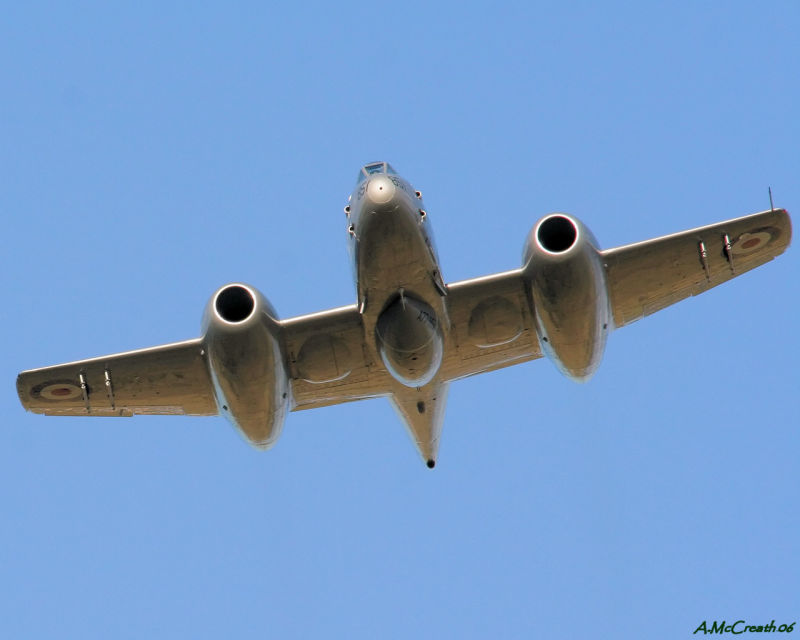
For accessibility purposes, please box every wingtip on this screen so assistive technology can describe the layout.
[781,208,792,245]
[426,459,436,469]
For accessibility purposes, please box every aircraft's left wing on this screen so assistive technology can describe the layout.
[602,208,791,328]
[17,339,217,417]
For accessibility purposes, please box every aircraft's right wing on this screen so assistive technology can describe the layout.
[602,208,791,328]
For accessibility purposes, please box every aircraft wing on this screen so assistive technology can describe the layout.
[441,269,542,380]
[16,339,217,417]
[282,305,389,411]
[17,209,790,424]
[602,208,791,328]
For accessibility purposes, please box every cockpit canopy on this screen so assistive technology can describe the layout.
[357,161,397,184]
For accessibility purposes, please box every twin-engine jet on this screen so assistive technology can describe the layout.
[17,162,792,467]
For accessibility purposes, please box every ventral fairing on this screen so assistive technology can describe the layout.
[17,162,792,467]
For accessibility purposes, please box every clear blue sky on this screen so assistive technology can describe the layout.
[2,3,797,638]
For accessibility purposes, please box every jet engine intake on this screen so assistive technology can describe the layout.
[202,283,290,448]
[376,294,443,387]
[523,214,611,381]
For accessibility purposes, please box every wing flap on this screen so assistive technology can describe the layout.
[602,208,791,328]
[17,338,217,417]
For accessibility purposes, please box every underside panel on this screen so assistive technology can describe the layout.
[284,271,544,413]
[283,305,391,411]
[443,269,542,380]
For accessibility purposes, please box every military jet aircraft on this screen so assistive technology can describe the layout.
[17,162,792,467]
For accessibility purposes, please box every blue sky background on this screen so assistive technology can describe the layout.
[2,3,797,638]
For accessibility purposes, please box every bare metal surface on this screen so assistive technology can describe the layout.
[523,214,610,381]
[203,283,289,449]
[602,209,791,328]
[17,339,216,417]
[15,161,792,466]
[390,382,449,465]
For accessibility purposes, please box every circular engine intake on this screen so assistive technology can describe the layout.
[536,215,578,253]
[215,285,256,323]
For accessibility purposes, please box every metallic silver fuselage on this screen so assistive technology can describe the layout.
[348,173,441,305]
[347,173,448,388]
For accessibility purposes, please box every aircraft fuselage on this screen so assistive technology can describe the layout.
[346,163,448,388]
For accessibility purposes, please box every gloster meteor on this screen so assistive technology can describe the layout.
[17,162,792,467]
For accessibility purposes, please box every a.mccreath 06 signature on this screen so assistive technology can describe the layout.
[694,620,795,634]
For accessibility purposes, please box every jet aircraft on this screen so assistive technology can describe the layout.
[17,162,792,467]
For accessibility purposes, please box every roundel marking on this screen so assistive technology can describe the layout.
[49,387,73,397]
[741,237,760,249]
[35,381,82,401]
[731,230,771,256]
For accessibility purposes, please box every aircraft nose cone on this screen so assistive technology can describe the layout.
[366,176,396,205]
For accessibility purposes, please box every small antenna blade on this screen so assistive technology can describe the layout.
[769,186,775,212]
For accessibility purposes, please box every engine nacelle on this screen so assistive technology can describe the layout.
[376,294,443,388]
[523,214,611,382]
[201,283,290,448]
